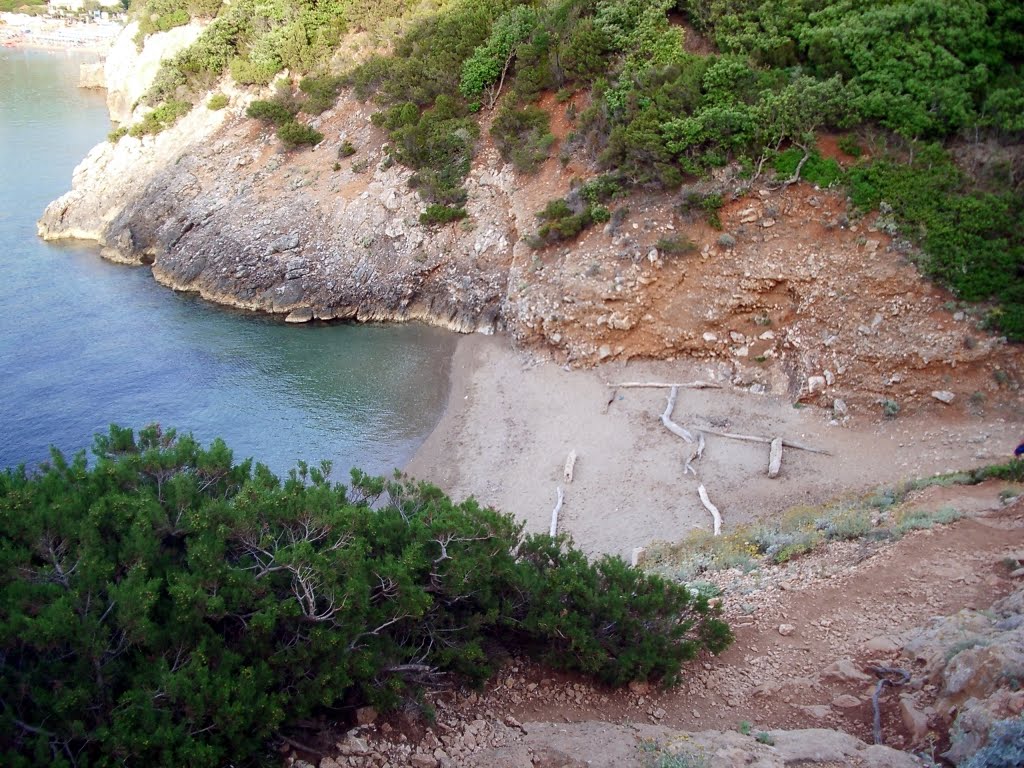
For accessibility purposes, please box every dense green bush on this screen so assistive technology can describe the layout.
[531,175,623,245]
[419,204,468,225]
[108,126,129,143]
[772,148,842,187]
[206,92,229,110]
[300,74,345,115]
[127,99,193,137]
[490,104,554,173]
[0,426,731,766]
[132,0,192,43]
[276,121,324,147]
[679,0,1024,139]
[246,98,297,125]
[847,144,1024,340]
[375,95,480,205]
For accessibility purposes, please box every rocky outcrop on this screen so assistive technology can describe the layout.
[312,719,921,768]
[41,87,518,333]
[39,91,230,244]
[103,21,204,123]
[79,62,106,89]
[902,575,1024,765]
[467,723,921,768]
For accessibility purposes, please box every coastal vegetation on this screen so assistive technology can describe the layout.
[0,426,731,767]
[0,0,47,13]
[127,0,1023,338]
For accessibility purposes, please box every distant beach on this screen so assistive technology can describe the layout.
[0,12,121,53]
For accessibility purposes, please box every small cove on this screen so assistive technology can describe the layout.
[0,48,456,477]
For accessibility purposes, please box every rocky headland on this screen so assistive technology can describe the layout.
[38,25,1023,416]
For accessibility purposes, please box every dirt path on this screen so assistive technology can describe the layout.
[437,490,1024,755]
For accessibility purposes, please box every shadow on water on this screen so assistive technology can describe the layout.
[0,49,457,478]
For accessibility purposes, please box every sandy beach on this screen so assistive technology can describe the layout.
[0,13,120,53]
[406,334,1021,559]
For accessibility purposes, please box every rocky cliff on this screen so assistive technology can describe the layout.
[40,75,1022,413]
[103,21,205,124]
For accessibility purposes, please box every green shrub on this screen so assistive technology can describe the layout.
[680,191,724,229]
[772,147,842,187]
[656,236,696,255]
[229,56,280,86]
[338,140,356,158]
[893,507,964,536]
[506,535,732,685]
[490,104,554,173]
[127,99,192,137]
[880,399,900,419]
[0,426,731,766]
[246,98,296,126]
[846,145,1024,340]
[376,95,480,205]
[837,135,862,158]
[531,175,623,245]
[419,204,467,226]
[108,125,129,143]
[535,197,591,244]
[822,510,872,541]
[207,92,229,110]
[276,121,324,148]
[299,74,344,115]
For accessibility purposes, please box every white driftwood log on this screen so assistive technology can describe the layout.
[550,486,564,537]
[608,381,722,390]
[660,386,695,443]
[563,450,578,484]
[684,432,706,476]
[698,484,722,536]
[768,437,783,478]
[690,425,831,455]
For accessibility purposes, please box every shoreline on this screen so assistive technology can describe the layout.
[0,13,120,54]
[405,333,1021,560]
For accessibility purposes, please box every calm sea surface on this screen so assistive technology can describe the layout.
[0,49,456,477]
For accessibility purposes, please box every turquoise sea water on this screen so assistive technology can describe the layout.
[0,49,456,477]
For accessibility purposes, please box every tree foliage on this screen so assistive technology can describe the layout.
[460,5,539,105]
[0,427,732,767]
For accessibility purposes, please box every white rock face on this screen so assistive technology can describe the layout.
[104,21,205,123]
[79,62,106,89]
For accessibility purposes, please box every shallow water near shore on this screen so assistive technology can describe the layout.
[0,49,456,477]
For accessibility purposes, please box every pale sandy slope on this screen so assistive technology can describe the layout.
[405,334,1021,560]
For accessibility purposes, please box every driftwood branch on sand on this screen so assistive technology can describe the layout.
[697,484,722,536]
[691,425,831,456]
[768,437,783,478]
[563,450,577,484]
[683,432,705,477]
[608,381,722,390]
[660,386,695,443]
[550,486,564,537]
